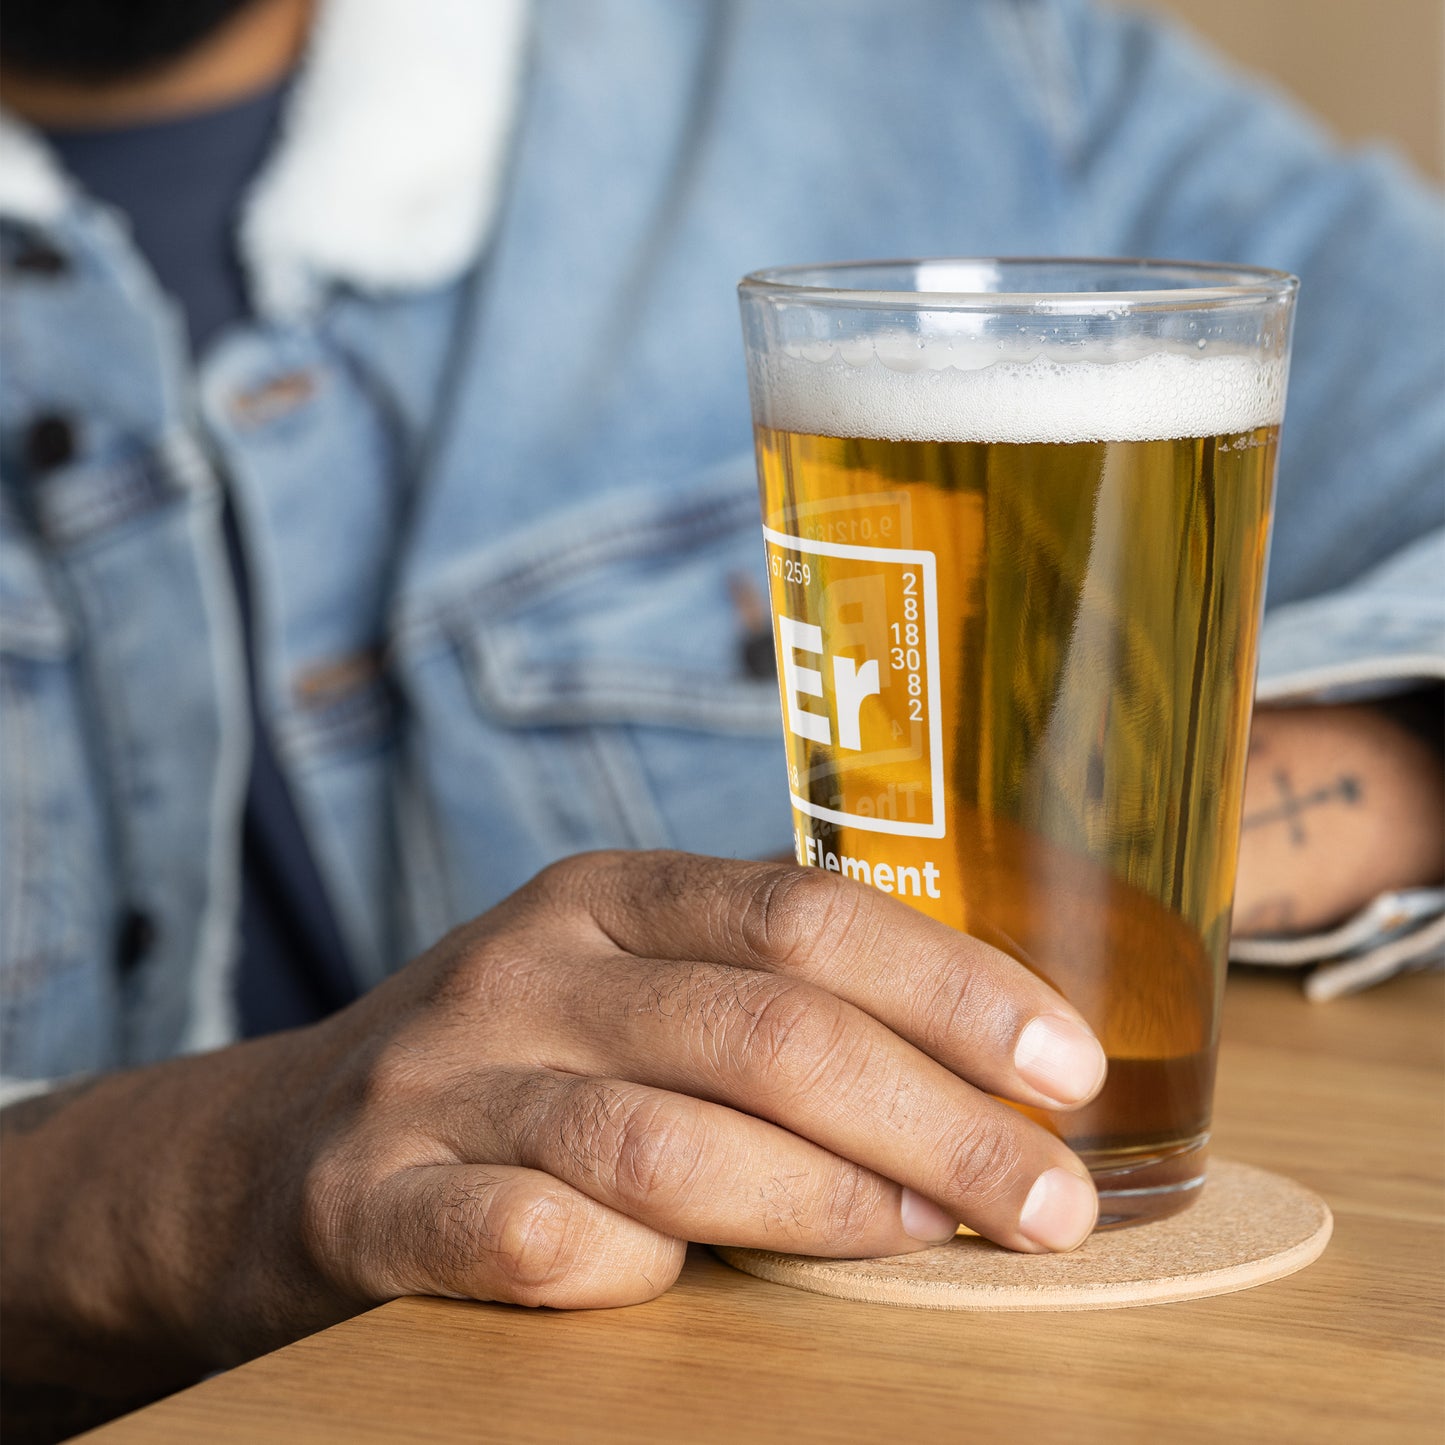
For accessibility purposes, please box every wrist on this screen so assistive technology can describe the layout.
[0,1026,335,1393]
[1235,702,1445,936]
[154,1023,360,1366]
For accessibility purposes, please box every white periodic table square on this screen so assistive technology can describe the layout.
[763,526,946,840]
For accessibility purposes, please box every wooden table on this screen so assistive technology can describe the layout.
[83,968,1445,1444]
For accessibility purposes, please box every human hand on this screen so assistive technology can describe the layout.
[2,851,1107,1398]
[1233,703,1445,936]
[284,851,1105,1323]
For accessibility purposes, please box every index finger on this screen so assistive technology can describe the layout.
[542,851,1106,1114]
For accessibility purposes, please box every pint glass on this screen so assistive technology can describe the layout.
[739,259,1297,1226]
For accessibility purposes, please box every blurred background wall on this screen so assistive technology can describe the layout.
[1148,0,1444,183]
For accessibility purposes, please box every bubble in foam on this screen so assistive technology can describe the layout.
[758,338,1285,444]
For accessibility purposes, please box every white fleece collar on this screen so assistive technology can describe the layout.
[0,112,70,222]
[0,0,530,317]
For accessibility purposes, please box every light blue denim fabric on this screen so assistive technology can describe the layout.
[2,0,1442,1089]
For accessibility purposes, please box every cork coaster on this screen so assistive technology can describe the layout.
[713,1159,1330,1311]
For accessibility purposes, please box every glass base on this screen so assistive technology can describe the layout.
[1083,1135,1210,1229]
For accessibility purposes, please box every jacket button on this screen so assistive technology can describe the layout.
[24,414,77,473]
[115,909,158,976]
[741,629,776,680]
[8,238,69,277]
[728,573,776,680]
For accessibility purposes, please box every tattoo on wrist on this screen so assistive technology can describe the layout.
[1242,769,1362,847]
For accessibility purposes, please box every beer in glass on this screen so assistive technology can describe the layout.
[739,259,1297,1226]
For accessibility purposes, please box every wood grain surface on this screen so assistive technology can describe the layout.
[79,968,1445,1445]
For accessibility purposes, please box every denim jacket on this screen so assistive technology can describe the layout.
[2,0,1442,1093]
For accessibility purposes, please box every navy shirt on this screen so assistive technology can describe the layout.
[47,87,360,1035]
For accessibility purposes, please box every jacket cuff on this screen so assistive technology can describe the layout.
[1231,887,1445,1000]
[1255,529,1445,704]
[0,1075,63,1109]
[1243,531,1445,996]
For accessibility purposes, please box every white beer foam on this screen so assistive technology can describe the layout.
[760,340,1285,443]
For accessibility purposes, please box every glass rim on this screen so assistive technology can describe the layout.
[738,256,1300,312]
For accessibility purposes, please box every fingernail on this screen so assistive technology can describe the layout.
[1018,1168,1098,1252]
[1014,1015,1107,1106]
[901,1187,959,1243]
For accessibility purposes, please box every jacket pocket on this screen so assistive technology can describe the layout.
[394,464,795,923]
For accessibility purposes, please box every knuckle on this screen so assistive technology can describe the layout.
[511,852,606,937]
[739,866,870,972]
[927,958,1010,1053]
[940,1114,1027,1208]
[607,850,730,951]
[470,1178,581,1304]
[530,850,600,899]
[554,1083,700,1215]
[731,981,850,1098]
[610,1099,700,1214]
[424,1173,502,1294]
[554,1080,629,1181]
[530,849,684,949]
[301,1142,437,1303]
[455,1067,537,1155]
[640,850,711,909]
[629,959,731,1032]
[820,1163,890,1245]
[528,849,634,919]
